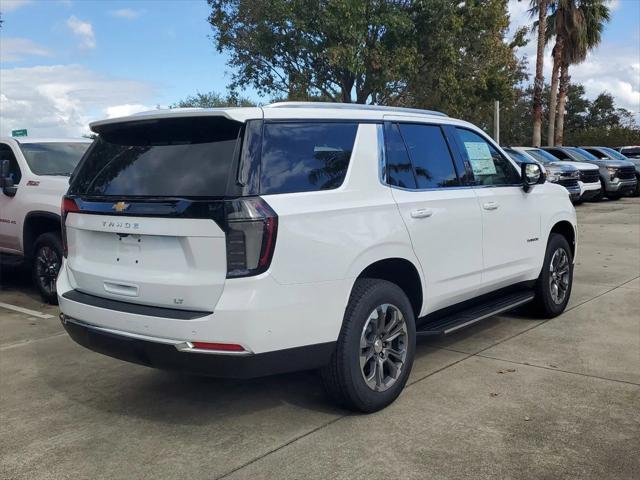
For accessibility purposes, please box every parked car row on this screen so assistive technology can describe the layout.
[504,145,639,202]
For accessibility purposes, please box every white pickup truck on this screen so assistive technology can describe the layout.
[0,137,91,303]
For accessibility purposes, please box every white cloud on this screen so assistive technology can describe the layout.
[0,37,50,62]
[507,0,640,120]
[109,8,142,20]
[507,0,531,38]
[105,104,152,118]
[570,47,640,115]
[0,0,31,12]
[0,64,154,137]
[66,15,96,49]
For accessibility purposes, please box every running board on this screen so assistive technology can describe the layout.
[416,290,535,336]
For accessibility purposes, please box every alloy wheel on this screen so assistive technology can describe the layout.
[549,248,570,304]
[359,303,408,392]
[35,246,60,296]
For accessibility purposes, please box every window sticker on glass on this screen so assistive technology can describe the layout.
[464,142,497,175]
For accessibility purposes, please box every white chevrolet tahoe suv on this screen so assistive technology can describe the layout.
[0,137,91,303]
[58,103,577,412]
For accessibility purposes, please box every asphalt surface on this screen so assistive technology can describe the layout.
[1,197,639,480]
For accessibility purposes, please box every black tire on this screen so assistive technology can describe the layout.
[530,233,573,318]
[32,232,63,305]
[607,193,621,200]
[634,177,640,197]
[321,279,416,413]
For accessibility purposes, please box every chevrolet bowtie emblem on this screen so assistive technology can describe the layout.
[112,201,130,212]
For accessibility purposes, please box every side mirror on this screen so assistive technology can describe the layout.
[521,161,545,192]
[0,159,17,197]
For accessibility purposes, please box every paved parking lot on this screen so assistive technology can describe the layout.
[1,198,639,480]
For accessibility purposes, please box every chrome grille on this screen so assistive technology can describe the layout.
[558,179,579,189]
[617,166,636,180]
[580,170,600,183]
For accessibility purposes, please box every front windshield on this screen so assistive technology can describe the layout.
[20,142,91,176]
[503,148,529,164]
[601,147,631,161]
[568,147,598,162]
[526,149,557,164]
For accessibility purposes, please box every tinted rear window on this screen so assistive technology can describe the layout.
[260,122,358,195]
[70,117,242,197]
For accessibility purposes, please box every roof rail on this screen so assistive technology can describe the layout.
[264,101,447,117]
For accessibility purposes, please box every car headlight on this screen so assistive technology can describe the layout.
[607,167,618,179]
[570,170,580,179]
[546,171,562,182]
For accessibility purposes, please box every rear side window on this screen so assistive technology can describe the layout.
[397,124,459,189]
[70,117,242,197]
[260,122,358,195]
[385,123,416,189]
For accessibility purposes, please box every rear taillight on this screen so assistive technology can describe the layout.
[61,196,80,258]
[225,197,278,278]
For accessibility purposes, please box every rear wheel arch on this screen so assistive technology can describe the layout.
[353,258,423,319]
[23,211,61,260]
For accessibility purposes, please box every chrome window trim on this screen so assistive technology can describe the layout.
[377,124,387,185]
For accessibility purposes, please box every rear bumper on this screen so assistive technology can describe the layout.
[61,315,335,378]
[58,260,350,362]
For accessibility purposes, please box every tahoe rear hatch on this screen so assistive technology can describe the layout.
[62,113,276,312]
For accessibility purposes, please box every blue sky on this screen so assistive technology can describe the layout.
[0,0,638,137]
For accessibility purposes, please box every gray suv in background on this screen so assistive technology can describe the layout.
[542,146,637,200]
[582,146,639,197]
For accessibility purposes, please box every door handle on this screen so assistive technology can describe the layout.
[482,202,499,211]
[410,208,433,219]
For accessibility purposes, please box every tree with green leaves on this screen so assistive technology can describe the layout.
[545,0,610,145]
[556,0,609,144]
[207,0,416,103]
[401,0,529,130]
[171,91,256,108]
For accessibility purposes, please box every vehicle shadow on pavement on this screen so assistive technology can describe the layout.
[31,338,349,422]
[0,264,40,299]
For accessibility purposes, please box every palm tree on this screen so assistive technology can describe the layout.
[554,0,610,144]
[530,0,550,147]
[546,0,575,146]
